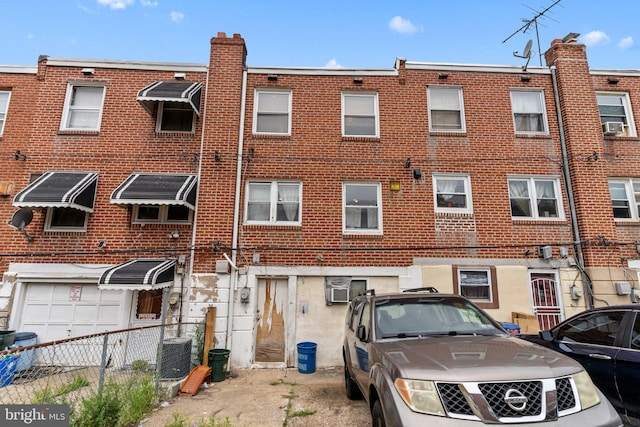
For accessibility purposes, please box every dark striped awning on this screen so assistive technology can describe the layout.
[98,259,176,291]
[110,173,197,210]
[13,171,98,212]
[137,81,202,116]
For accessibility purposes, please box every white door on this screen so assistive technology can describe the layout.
[17,283,126,365]
[529,271,563,330]
[254,278,288,365]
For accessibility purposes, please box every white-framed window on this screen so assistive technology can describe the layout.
[508,176,563,219]
[245,181,301,225]
[253,89,292,135]
[510,89,548,134]
[45,208,88,232]
[457,268,494,303]
[433,174,473,213]
[343,182,382,234]
[597,92,637,137]
[156,101,196,133]
[132,205,192,224]
[342,92,379,137]
[60,83,105,131]
[428,86,465,131]
[0,91,10,135]
[608,179,640,220]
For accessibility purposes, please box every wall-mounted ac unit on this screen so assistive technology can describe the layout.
[330,287,350,303]
[603,122,624,135]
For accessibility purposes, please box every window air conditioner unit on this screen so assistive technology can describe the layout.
[330,287,350,303]
[603,122,624,135]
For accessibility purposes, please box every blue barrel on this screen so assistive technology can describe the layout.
[297,342,317,374]
[0,355,18,387]
[14,332,37,371]
[501,322,521,335]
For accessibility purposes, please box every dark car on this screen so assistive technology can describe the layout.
[343,288,622,426]
[519,304,640,426]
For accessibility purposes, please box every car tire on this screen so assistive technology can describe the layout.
[344,363,363,400]
[371,400,386,427]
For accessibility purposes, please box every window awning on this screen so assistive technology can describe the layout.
[110,173,197,210]
[137,81,202,116]
[13,171,99,212]
[98,259,176,291]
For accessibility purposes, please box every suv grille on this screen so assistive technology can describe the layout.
[437,378,578,422]
[479,381,542,417]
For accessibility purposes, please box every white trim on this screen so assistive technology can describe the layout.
[596,91,637,137]
[510,88,549,135]
[244,180,302,226]
[427,85,466,132]
[341,92,379,138]
[342,182,383,235]
[44,207,89,232]
[508,175,565,220]
[457,267,493,303]
[608,178,639,221]
[252,88,292,136]
[59,82,106,131]
[432,173,473,214]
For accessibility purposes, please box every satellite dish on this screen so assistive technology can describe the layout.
[514,39,533,59]
[9,208,34,242]
[513,39,533,71]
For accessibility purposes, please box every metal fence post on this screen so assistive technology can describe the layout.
[98,333,109,395]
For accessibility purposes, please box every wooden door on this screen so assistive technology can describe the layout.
[254,278,287,363]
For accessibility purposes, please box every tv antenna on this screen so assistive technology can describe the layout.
[8,208,34,242]
[503,0,562,67]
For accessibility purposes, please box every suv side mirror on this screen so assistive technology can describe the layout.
[356,325,367,342]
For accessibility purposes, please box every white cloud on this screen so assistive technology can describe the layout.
[140,0,158,6]
[170,11,185,22]
[388,16,421,35]
[97,0,134,10]
[324,59,343,68]
[618,36,634,50]
[580,31,610,47]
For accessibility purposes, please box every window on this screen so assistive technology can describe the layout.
[454,266,498,309]
[597,92,636,137]
[428,86,465,131]
[245,181,301,225]
[157,101,195,132]
[45,208,88,231]
[135,289,163,321]
[608,179,640,220]
[342,92,379,137]
[0,91,10,135]
[133,205,192,224]
[555,311,624,347]
[253,89,291,135]
[433,174,473,213]
[510,90,547,133]
[343,182,382,234]
[60,84,105,131]
[509,177,563,219]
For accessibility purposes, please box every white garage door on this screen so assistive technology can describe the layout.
[18,283,127,343]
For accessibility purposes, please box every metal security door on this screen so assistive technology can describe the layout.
[254,278,287,364]
[529,272,562,329]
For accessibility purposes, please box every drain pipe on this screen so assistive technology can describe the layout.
[550,65,593,309]
[225,69,248,354]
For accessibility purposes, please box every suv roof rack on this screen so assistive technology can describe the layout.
[402,287,439,293]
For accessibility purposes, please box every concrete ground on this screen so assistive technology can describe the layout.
[140,367,370,427]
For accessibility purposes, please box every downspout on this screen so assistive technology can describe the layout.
[226,69,248,353]
[550,65,593,309]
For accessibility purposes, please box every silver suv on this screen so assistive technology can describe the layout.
[343,288,622,426]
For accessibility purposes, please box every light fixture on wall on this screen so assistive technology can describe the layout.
[520,74,531,82]
[438,73,448,79]
[607,76,619,85]
[168,230,180,239]
[267,74,278,81]
[81,68,95,76]
[353,77,363,84]
[412,168,422,180]
[174,72,186,80]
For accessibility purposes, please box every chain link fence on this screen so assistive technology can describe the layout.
[0,322,203,409]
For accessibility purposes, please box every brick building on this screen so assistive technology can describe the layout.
[1,32,639,369]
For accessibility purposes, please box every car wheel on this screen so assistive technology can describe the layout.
[371,400,386,427]
[344,363,363,400]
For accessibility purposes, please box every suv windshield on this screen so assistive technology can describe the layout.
[375,296,504,338]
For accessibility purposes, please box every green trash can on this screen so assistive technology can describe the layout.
[207,349,230,382]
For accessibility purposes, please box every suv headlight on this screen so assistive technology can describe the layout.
[572,370,600,410]
[394,378,446,416]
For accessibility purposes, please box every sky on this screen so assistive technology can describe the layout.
[2,0,639,70]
